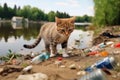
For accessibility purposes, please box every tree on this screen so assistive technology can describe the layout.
[0,4,72,21]
[0,6,3,18]
[93,0,120,26]
[13,5,17,16]
[56,11,61,18]
[8,7,14,19]
[31,7,45,21]
[75,15,93,22]
[43,13,48,21]
[3,3,9,19]
[56,11,70,18]
[20,5,32,19]
[48,11,56,22]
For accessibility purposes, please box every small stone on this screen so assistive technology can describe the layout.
[0,68,4,73]
[55,61,62,65]
[117,63,120,66]
[60,65,66,68]
[117,72,120,77]
[112,75,117,78]
[69,64,76,69]
[16,73,48,80]
[77,71,86,75]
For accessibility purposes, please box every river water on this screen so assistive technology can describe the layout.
[0,21,93,56]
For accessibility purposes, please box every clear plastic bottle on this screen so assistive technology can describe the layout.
[80,69,106,80]
[31,52,50,64]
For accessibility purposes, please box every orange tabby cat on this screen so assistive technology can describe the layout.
[23,17,75,57]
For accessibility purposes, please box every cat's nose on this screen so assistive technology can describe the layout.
[65,32,69,36]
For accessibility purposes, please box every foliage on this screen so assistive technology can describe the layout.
[48,11,56,22]
[56,11,70,18]
[93,0,120,26]
[76,15,93,22]
[0,49,22,62]
[0,3,92,22]
[0,6,3,18]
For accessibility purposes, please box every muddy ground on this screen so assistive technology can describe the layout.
[0,26,120,80]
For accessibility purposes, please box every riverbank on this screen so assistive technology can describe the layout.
[0,26,120,80]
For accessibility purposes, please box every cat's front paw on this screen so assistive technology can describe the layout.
[50,53,56,58]
[62,53,69,58]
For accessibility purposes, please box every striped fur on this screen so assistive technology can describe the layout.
[23,17,75,54]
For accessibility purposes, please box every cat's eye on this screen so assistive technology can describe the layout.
[68,29,73,32]
[61,29,65,32]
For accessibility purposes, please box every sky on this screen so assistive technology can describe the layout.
[0,0,94,16]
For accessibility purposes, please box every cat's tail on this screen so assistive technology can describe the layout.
[23,33,41,49]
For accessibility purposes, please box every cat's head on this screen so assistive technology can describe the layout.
[56,17,76,36]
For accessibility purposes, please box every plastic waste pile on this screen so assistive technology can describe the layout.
[85,56,117,72]
[79,56,118,80]
[84,41,114,56]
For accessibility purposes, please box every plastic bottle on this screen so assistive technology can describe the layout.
[80,69,106,80]
[85,56,117,73]
[95,56,116,69]
[98,43,106,48]
[31,52,50,64]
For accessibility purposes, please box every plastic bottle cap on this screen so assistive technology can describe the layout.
[58,57,63,61]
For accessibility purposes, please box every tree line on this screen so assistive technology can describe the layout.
[93,0,120,26]
[0,3,92,22]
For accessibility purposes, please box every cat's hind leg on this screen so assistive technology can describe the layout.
[45,43,50,53]
[50,44,57,57]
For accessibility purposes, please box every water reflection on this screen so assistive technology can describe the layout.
[0,22,93,56]
[0,22,42,42]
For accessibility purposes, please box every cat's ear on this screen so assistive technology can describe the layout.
[55,17,61,25]
[70,16,76,23]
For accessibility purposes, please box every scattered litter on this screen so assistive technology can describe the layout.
[85,56,117,72]
[55,57,63,67]
[31,52,50,64]
[79,69,107,80]
[113,51,120,55]
[57,57,63,61]
[23,65,33,72]
[101,30,120,38]
[100,51,109,57]
[114,43,120,48]
[97,42,106,48]
[106,41,114,46]
[86,51,99,56]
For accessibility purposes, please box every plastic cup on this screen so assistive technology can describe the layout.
[100,51,108,57]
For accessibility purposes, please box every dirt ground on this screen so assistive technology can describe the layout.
[0,26,120,80]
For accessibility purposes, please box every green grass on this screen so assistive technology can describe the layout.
[0,49,22,62]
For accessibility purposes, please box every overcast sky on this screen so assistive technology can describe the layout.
[0,0,94,16]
